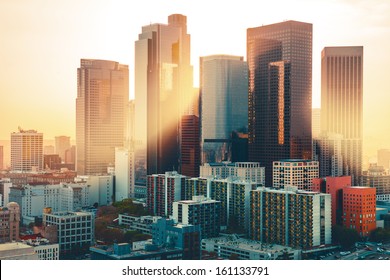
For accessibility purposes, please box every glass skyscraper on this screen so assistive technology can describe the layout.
[200,55,248,164]
[135,14,194,175]
[247,20,313,186]
[76,59,129,175]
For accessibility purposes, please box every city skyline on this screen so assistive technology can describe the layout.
[1,0,390,161]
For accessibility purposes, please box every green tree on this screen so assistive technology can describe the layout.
[332,225,361,249]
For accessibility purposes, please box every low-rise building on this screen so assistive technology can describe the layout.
[0,242,38,260]
[202,234,301,260]
[118,215,161,235]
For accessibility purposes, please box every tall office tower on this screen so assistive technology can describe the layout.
[55,136,71,162]
[272,159,319,190]
[147,171,187,217]
[313,133,343,177]
[173,195,221,238]
[0,146,3,170]
[180,115,200,177]
[76,59,129,175]
[343,187,376,237]
[250,187,331,249]
[200,55,248,163]
[0,202,20,243]
[361,163,390,201]
[321,47,363,185]
[135,14,194,176]
[312,176,351,226]
[11,128,43,172]
[247,21,313,186]
[312,108,321,138]
[377,149,390,171]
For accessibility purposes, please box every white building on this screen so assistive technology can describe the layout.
[200,162,265,185]
[0,178,12,206]
[22,238,60,260]
[273,160,319,190]
[43,210,94,253]
[202,234,301,260]
[0,242,38,260]
[8,183,90,223]
[115,147,135,201]
[75,175,114,206]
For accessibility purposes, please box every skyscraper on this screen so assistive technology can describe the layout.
[76,59,129,175]
[135,14,194,176]
[11,128,43,172]
[55,136,71,162]
[0,146,3,170]
[180,115,200,178]
[321,46,363,185]
[247,21,313,186]
[200,55,248,164]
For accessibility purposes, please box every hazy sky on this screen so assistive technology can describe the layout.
[1,0,389,158]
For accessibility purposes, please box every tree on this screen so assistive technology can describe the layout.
[332,225,361,249]
[369,228,390,243]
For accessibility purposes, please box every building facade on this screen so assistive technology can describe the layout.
[200,162,265,185]
[250,187,331,249]
[76,59,129,175]
[135,14,194,176]
[321,47,363,185]
[115,147,135,201]
[11,128,43,172]
[180,115,200,177]
[173,195,221,238]
[0,202,20,243]
[361,163,390,201]
[342,187,376,237]
[200,55,248,164]
[43,210,94,255]
[273,160,319,190]
[247,21,313,186]
[55,136,71,162]
[147,171,187,217]
[312,176,351,226]
[313,133,343,178]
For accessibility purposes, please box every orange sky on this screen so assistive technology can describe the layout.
[0,0,389,160]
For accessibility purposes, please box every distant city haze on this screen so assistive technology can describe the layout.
[1,0,390,161]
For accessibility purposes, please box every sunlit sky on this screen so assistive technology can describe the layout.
[1,0,390,160]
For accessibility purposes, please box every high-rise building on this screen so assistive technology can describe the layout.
[312,108,321,138]
[135,14,194,176]
[43,145,55,155]
[377,149,390,171]
[147,171,187,217]
[273,160,319,190]
[55,136,71,162]
[321,47,363,185]
[312,176,351,226]
[173,195,221,238]
[76,59,129,175]
[180,115,200,178]
[115,147,135,201]
[11,128,43,172]
[361,163,390,201]
[43,154,61,170]
[313,133,343,177]
[250,187,331,249]
[64,145,76,165]
[200,55,248,163]
[247,20,313,186]
[342,187,376,237]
